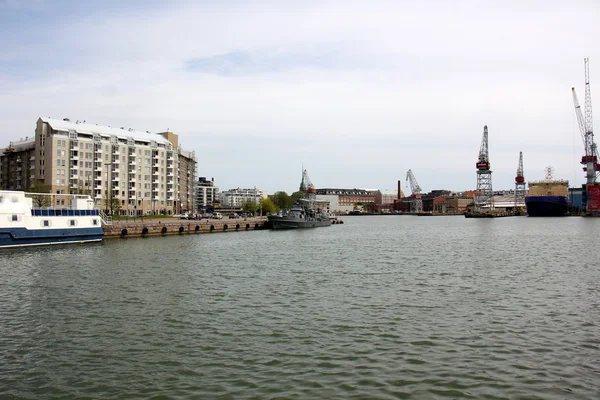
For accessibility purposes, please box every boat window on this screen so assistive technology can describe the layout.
[69,220,77,226]
[42,220,50,227]
[92,219,99,226]
[11,215,18,221]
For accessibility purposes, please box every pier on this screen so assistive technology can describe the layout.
[103,217,269,239]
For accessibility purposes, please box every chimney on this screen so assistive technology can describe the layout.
[398,180,402,199]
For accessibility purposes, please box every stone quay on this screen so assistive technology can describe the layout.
[103,217,269,239]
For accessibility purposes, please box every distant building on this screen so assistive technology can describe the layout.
[0,137,36,191]
[432,193,474,215]
[220,187,266,208]
[316,188,377,213]
[177,148,197,214]
[195,177,219,212]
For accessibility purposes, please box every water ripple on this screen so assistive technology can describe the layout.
[1,217,600,399]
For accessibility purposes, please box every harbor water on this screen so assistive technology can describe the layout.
[1,216,599,399]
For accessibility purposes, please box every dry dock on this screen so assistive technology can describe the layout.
[103,217,269,239]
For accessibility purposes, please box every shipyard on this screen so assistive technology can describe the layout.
[2,2,600,399]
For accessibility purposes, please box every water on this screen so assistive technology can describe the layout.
[1,216,600,399]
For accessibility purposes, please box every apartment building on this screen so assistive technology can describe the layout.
[219,187,266,209]
[0,137,36,191]
[195,177,219,212]
[1,117,196,215]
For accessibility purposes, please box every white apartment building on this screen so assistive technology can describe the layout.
[1,117,196,215]
[219,187,266,208]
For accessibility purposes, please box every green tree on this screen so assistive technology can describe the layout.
[260,197,277,214]
[291,190,307,202]
[242,199,258,213]
[269,191,294,210]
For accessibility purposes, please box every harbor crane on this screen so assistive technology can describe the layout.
[300,169,317,200]
[572,58,599,212]
[475,125,494,213]
[514,151,526,212]
[405,169,423,213]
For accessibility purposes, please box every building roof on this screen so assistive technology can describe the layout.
[317,188,377,195]
[6,136,36,152]
[40,117,171,145]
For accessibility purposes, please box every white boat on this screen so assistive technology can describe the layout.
[0,190,105,248]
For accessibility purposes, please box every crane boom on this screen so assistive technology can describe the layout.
[514,151,526,211]
[476,126,490,170]
[572,88,587,144]
[405,169,422,195]
[300,169,316,193]
[474,125,493,213]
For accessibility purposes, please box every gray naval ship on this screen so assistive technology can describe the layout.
[268,200,332,230]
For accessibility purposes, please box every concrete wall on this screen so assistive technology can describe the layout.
[103,217,269,238]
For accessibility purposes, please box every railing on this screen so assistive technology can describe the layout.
[99,210,113,225]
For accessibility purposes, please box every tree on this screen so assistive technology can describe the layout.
[27,181,51,207]
[109,197,121,215]
[260,197,277,214]
[269,191,294,210]
[242,199,259,213]
[291,190,307,202]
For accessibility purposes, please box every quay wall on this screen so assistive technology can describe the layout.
[103,217,269,239]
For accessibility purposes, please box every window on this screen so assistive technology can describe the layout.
[42,220,50,227]
[92,219,99,226]
[11,215,18,222]
[69,220,76,226]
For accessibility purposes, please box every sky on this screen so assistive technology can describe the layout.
[1,0,599,195]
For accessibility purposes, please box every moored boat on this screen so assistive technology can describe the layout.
[525,168,569,217]
[0,190,105,248]
[524,196,569,216]
[268,200,332,229]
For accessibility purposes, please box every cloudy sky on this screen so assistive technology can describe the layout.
[1,0,598,194]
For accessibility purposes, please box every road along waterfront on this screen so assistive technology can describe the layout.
[1,216,599,398]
